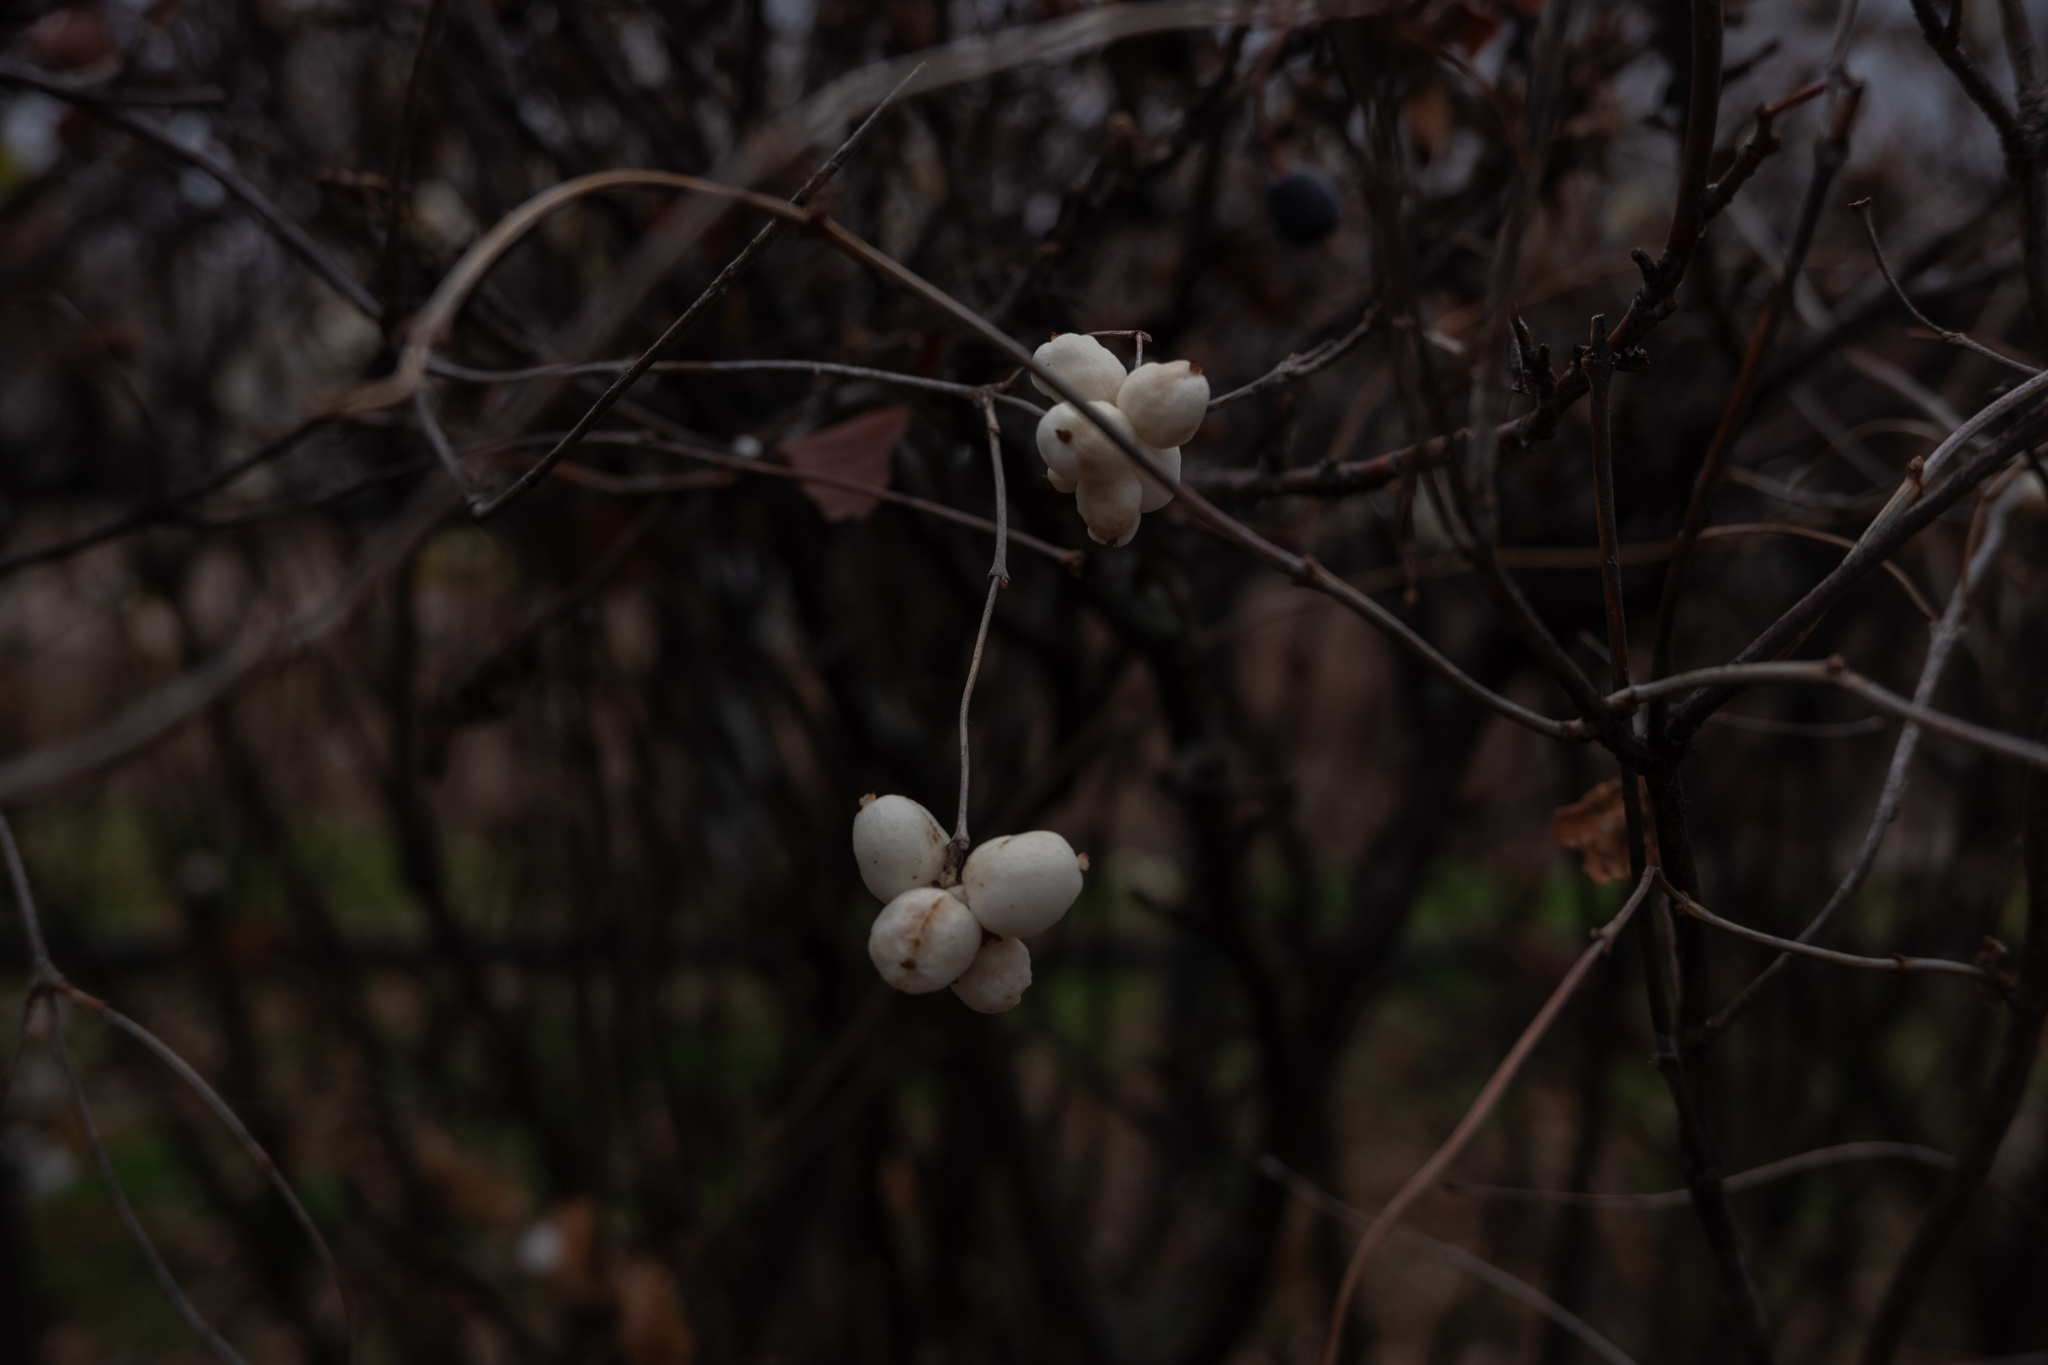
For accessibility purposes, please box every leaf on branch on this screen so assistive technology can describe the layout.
[1552,776,1657,884]
[779,405,912,521]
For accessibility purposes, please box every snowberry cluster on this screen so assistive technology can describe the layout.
[853,794,1084,1012]
[1031,334,1210,546]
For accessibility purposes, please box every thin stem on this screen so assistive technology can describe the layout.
[379,0,450,321]
[1858,701,2048,1363]
[1851,198,2039,373]
[1315,868,1657,1365]
[468,65,923,520]
[428,356,1049,417]
[1446,1142,1955,1211]
[1664,877,1992,983]
[953,396,1012,848]
[1651,83,1863,703]
[1619,659,2048,772]
[2,814,250,1365]
[1699,487,2020,1040]
[547,432,1080,569]
[58,981,358,1361]
[1261,1156,1641,1365]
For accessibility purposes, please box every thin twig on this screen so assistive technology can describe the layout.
[1667,385,2048,742]
[1699,483,2023,1040]
[1662,874,1991,982]
[93,107,381,320]
[380,0,450,320]
[1613,659,2048,771]
[1445,1141,1955,1210]
[1260,1156,1641,1365]
[2,815,251,1365]
[1851,197,2038,374]
[547,432,1081,569]
[466,65,924,519]
[1858,699,2048,1364]
[428,356,1048,417]
[1650,82,1863,709]
[1315,869,1658,1365]
[57,981,358,1360]
[1205,308,1379,407]
[951,397,1012,851]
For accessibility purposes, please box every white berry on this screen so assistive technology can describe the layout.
[1137,444,1180,513]
[1040,400,1145,486]
[1076,469,1143,546]
[868,887,982,993]
[951,936,1031,1013]
[1036,404,1083,485]
[961,830,1084,938]
[1030,333,1126,404]
[1116,360,1209,449]
[852,794,948,902]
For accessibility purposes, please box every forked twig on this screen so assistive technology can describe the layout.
[1315,868,1658,1365]
[1660,874,1992,984]
[1445,1141,1954,1210]
[1851,197,2039,374]
[1261,1156,1640,1365]
[466,65,925,519]
[3,813,357,1362]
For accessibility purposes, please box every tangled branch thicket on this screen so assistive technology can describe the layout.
[2,0,2047,1360]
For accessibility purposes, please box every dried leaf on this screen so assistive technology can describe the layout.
[545,1197,604,1302]
[1453,2,1502,53]
[779,405,912,522]
[412,1124,529,1228]
[1552,777,1657,884]
[616,1257,695,1365]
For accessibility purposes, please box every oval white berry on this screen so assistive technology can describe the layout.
[1036,404,1083,485]
[1116,360,1209,449]
[951,936,1031,1013]
[1047,467,1077,493]
[1030,333,1126,403]
[1040,400,1146,486]
[1075,469,1143,547]
[961,830,1084,938]
[851,794,948,902]
[868,887,982,993]
[1136,444,1180,513]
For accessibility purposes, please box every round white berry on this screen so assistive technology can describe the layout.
[1030,333,1126,404]
[951,936,1031,1013]
[1136,444,1180,513]
[1040,400,1146,487]
[1036,404,1083,485]
[851,794,948,902]
[1116,360,1209,449]
[961,830,1084,938]
[1047,467,1077,493]
[868,887,982,993]
[1076,469,1143,547]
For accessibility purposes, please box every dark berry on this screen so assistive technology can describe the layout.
[1266,168,1341,244]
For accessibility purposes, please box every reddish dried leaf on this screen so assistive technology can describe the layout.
[779,405,912,522]
[412,1124,529,1228]
[616,1258,695,1365]
[1454,2,1502,53]
[24,8,115,70]
[546,1197,604,1302]
[1552,777,1657,884]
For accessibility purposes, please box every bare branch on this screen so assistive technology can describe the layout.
[1316,869,1658,1365]
[1261,1156,1641,1365]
